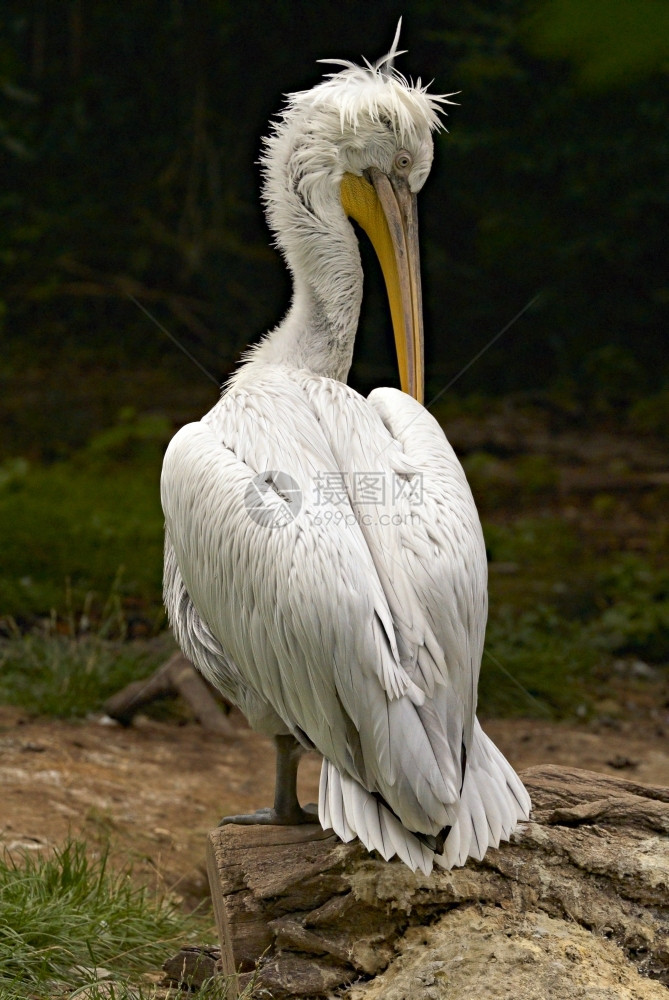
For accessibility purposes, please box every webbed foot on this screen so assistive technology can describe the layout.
[219,802,318,827]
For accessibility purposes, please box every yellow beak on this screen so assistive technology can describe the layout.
[340,168,424,404]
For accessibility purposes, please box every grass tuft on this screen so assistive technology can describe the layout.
[0,841,261,1000]
[0,841,180,999]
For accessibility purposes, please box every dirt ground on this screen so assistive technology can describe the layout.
[1,702,667,911]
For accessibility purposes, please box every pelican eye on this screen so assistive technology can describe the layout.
[393,150,413,173]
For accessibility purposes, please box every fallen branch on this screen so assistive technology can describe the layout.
[103,650,233,735]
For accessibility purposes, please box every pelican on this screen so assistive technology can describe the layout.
[161,24,530,874]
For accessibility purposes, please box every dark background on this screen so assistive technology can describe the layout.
[1,0,668,460]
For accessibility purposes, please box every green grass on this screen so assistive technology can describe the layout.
[0,840,261,1000]
[478,520,669,718]
[0,411,167,624]
[0,625,167,719]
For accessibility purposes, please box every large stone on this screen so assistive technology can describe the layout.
[204,765,669,998]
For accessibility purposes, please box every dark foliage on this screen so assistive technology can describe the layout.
[1,1,667,459]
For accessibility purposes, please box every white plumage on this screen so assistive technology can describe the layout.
[161,24,530,875]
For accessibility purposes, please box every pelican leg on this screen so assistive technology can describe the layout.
[219,734,318,826]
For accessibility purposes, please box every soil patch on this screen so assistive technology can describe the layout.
[2,706,667,908]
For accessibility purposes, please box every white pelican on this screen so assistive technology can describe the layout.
[161,25,530,874]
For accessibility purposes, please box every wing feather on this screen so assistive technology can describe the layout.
[162,373,454,829]
[296,376,486,769]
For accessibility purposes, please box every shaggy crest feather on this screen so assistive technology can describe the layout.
[268,20,456,150]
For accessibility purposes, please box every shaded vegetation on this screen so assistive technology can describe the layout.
[0,624,165,719]
[594,555,669,662]
[0,411,167,622]
[1,424,666,722]
[480,506,669,713]
[523,0,669,89]
[482,606,598,717]
[1,1,668,463]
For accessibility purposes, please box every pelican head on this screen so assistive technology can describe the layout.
[258,22,455,403]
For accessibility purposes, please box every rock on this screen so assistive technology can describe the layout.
[345,908,669,1000]
[205,765,669,998]
[162,946,222,988]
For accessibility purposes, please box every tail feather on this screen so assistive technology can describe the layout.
[441,813,461,869]
[319,763,356,842]
[318,719,530,875]
[435,720,531,869]
[382,808,432,872]
[319,763,433,872]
